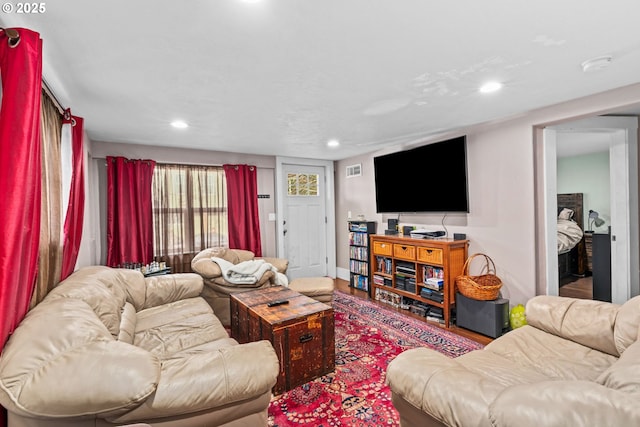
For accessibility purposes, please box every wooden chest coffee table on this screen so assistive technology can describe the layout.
[230,285,335,395]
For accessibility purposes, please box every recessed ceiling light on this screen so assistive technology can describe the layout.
[327,139,340,148]
[581,55,612,73]
[479,81,503,94]
[171,120,189,129]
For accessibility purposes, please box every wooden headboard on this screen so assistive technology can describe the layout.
[557,193,584,230]
[557,192,587,276]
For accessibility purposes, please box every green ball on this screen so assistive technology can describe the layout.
[509,304,527,329]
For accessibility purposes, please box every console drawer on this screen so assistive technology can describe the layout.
[393,244,416,260]
[372,241,393,256]
[417,247,443,265]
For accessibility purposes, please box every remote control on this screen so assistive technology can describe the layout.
[267,299,289,307]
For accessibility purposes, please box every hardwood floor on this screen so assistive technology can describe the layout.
[559,275,593,299]
[334,278,494,346]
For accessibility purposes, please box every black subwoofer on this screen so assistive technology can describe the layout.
[456,292,510,338]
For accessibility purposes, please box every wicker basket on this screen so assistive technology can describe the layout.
[456,253,502,301]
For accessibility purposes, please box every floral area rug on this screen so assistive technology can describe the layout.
[268,290,484,426]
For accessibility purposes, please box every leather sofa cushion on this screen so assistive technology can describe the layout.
[613,295,640,355]
[45,267,130,338]
[111,340,278,423]
[134,298,229,359]
[488,380,640,427]
[116,268,148,311]
[192,248,254,277]
[526,295,619,356]
[485,325,617,381]
[597,339,640,392]
[142,273,203,309]
[387,348,509,426]
[261,257,289,273]
[118,302,137,344]
[191,248,230,278]
[234,249,256,262]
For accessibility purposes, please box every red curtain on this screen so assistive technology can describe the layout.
[60,111,85,280]
[0,28,43,354]
[106,156,156,267]
[223,164,262,256]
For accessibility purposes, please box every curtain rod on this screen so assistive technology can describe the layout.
[42,79,66,116]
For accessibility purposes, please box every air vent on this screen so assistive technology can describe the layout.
[346,164,362,178]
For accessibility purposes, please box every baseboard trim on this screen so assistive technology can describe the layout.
[336,267,350,281]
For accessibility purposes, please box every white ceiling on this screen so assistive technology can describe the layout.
[4,0,640,160]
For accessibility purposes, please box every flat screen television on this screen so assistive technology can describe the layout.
[373,136,469,213]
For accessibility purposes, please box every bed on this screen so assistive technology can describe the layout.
[557,193,588,280]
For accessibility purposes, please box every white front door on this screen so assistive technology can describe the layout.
[281,163,328,279]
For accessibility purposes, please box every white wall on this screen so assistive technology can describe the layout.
[557,151,610,232]
[336,83,640,306]
[337,122,536,305]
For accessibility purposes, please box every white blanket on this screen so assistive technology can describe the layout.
[211,257,278,285]
[557,218,584,253]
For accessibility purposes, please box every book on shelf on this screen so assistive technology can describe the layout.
[420,288,444,303]
[426,315,445,324]
[426,309,443,317]
[400,297,412,310]
[349,246,368,261]
[374,275,393,287]
[423,265,444,280]
[396,266,416,275]
[376,256,392,274]
[423,282,443,291]
[349,259,369,276]
[348,232,369,246]
[349,222,372,232]
[410,301,430,317]
[374,287,402,308]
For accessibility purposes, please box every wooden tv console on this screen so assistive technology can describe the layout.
[369,234,468,327]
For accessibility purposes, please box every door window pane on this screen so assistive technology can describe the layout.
[287,173,319,196]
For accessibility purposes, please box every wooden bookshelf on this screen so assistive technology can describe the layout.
[369,234,468,328]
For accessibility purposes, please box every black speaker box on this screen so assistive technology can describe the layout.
[387,218,398,231]
[456,292,510,338]
[453,233,466,240]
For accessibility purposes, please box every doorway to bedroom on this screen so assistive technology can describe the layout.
[541,115,639,304]
[556,146,610,300]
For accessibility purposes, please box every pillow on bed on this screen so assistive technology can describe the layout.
[558,208,574,220]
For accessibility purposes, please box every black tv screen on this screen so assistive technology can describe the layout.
[373,136,469,213]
